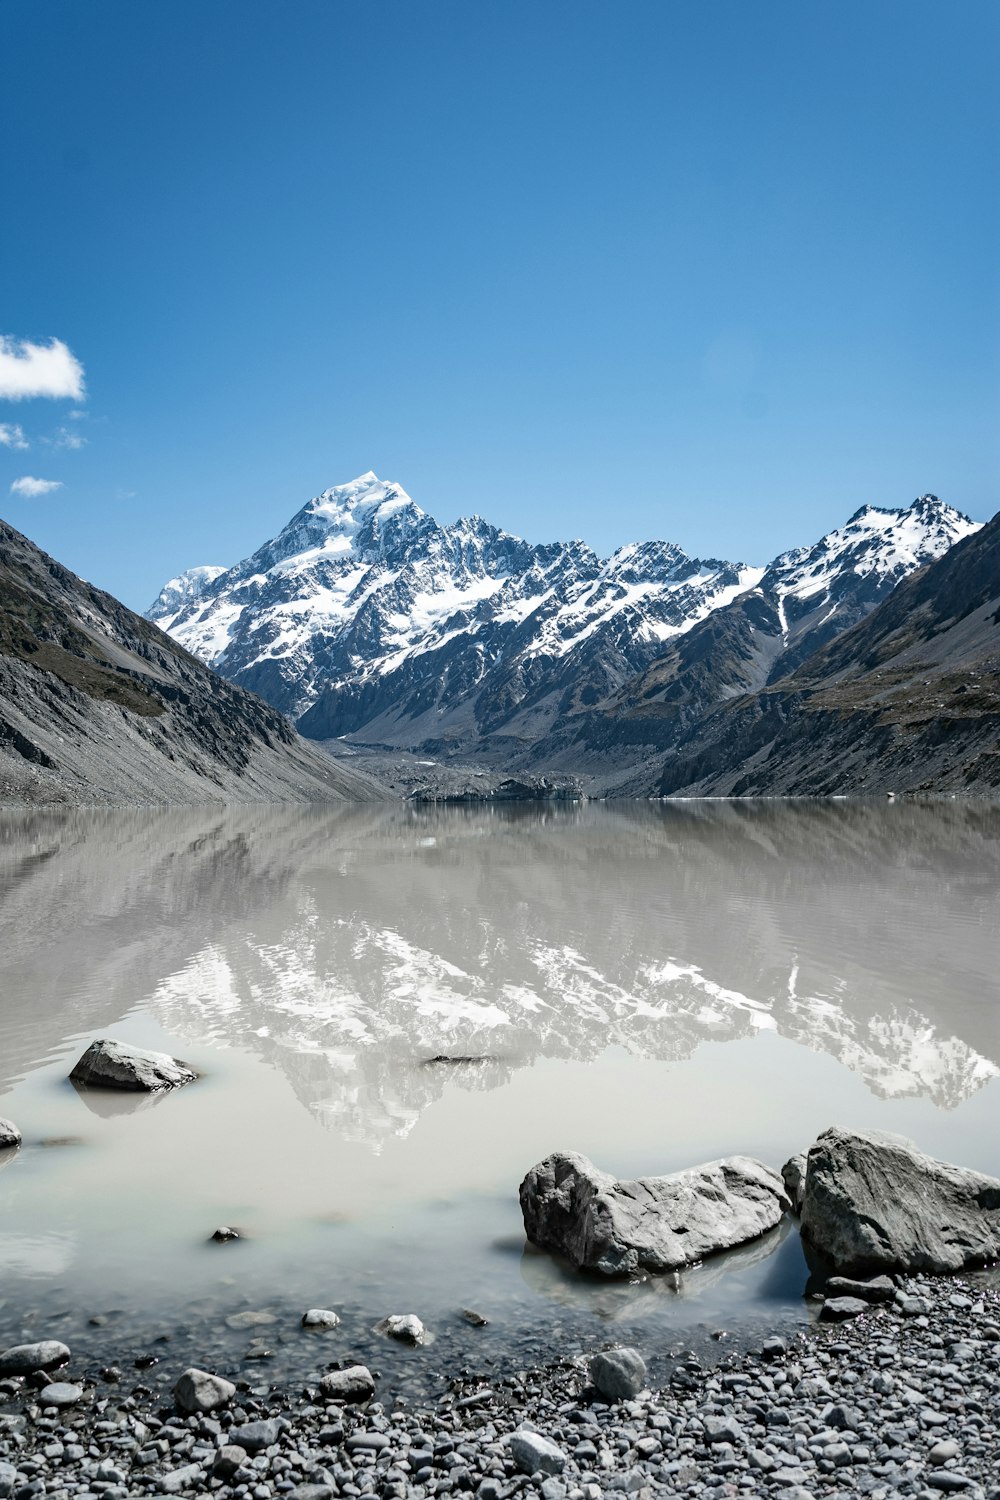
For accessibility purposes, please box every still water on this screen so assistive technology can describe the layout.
[0,800,998,1386]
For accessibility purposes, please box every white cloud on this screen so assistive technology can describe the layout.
[52,426,86,450]
[0,422,28,450]
[10,475,63,497]
[0,336,85,401]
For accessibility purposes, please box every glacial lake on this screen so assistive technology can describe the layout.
[0,799,998,1395]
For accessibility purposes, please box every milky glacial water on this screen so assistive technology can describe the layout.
[0,800,998,1386]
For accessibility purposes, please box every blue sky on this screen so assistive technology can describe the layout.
[2,1,997,610]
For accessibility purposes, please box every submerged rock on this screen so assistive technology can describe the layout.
[70,1039,198,1092]
[520,1150,790,1275]
[374,1313,426,1345]
[800,1127,1000,1274]
[0,1119,21,1151]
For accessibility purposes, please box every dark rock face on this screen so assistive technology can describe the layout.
[70,1039,198,1092]
[519,1150,790,1276]
[0,518,384,807]
[800,1126,1000,1274]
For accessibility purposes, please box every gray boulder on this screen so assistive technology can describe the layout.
[71,1039,198,1092]
[301,1308,340,1330]
[172,1368,235,1413]
[0,1340,70,1376]
[825,1274,896,1303]
[589,1346,647,1400]
[519,1150,790,1275]
[782,1153,807,1213]
[0,1120,21,1151]
[800,1127,1000,1274]
[318,1365,375,1403]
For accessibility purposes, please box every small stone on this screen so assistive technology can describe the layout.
[461,1309,489,1326]
[926,1476,975,1492]
[588,1346,647,1400]
[820,1296,869,1321]
[927,1441,961,1466]
[762,1336,788,1359]
[301,1309,340,1330]
[0,1465,15,1500]
[0,1119,21,1151]
[38,1381,82,1407]
[159,1461,205,1492]
[213,1445,248,1480]
[703,1415,745,1446]
[211,1226,240,1243]
[825,1275,896,1303]
[0,1340,70,1375]
[509,1430,567,1477]
[172,1367,236,1414]
[374,1314,426,1345]
[318,1365,375,1403]
[231,1419,281,1452]
[822,1404,863,1431]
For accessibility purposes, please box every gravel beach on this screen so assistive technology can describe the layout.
[1,1274,998,1500]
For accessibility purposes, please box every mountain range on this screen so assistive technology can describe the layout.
[148,472,987,793]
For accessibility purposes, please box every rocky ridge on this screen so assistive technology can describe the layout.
[0,518,383,806]
[653,507,1000,797]
[147,477,978,785]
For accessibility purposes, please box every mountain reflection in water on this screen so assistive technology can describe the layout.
[1,799,998,1153]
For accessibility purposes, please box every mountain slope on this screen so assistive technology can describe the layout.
[147,472,761,753]
[655,508,1000,796]
[0,519,385,806]
[512,496,981,785]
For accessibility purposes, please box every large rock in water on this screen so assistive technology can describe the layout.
[70,1038,198,1092]
[519,1151,790,1276]
[800,1126,1000,1274]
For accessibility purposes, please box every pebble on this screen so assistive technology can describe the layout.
[38,1380,83,1406]
[509,1429,567,1476]
[0,1271,999,1500]
[820,1295,869,1321]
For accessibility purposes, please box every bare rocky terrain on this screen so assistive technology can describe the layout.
[0,521,384,807]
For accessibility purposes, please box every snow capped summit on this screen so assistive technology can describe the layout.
[147,564,226,619]
[147,476,980,760]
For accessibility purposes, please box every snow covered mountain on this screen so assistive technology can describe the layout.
[147,472,761,750]
[147,475,978,762]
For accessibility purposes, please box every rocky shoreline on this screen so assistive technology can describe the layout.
[1,1272,999,1500]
